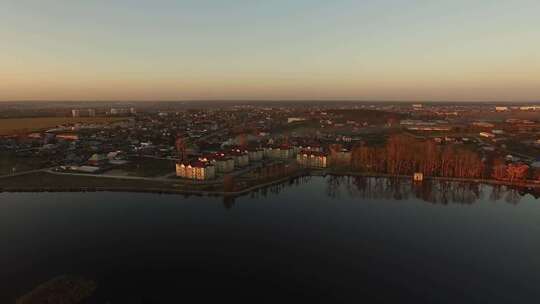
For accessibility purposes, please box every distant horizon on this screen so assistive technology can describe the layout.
[1,99,539,104]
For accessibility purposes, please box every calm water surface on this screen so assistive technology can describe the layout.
[1,176,539,303]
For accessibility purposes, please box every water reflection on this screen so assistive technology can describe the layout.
[236,175,539,208]
[2,177,539,303]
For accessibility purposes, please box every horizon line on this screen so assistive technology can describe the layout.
[1,99,540,104]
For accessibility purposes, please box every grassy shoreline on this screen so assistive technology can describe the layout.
[325,170,540,188]
[1,170,539,198]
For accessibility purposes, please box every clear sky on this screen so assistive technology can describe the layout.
[1,0,539,101]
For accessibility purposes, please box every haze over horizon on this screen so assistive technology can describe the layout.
[1,0,539,102]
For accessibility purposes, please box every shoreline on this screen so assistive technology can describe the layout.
[0,171,308,197]
[324,171,540,189]
[1,169,540,197]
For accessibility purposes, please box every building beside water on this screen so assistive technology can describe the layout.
[297,151,328,168]
[176,161,216,180]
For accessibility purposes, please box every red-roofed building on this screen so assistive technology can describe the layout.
[176,161,216,180]
[199,153,235,173]
[247,148,264,162]
[297,150,328,168]
[229,149,249,167]
[263,145,295,160]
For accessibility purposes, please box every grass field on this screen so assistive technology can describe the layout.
[0,172,220,192]
[0,117,126,135]
[0,152,48,175]
[111,157,176,177]
[0,172,176,189]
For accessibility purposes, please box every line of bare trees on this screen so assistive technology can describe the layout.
[351,134,486,179]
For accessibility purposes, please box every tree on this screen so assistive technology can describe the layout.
[492,158,508,180]
[506,164,529,182]
[534,168,540,181]
[223,174,235,192]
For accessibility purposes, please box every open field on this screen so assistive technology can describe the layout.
[0,117,126,135]
[0,172,214,191]
[106,157,176,177]
[0,152,48,175]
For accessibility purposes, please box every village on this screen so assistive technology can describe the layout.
[1,103,540,192]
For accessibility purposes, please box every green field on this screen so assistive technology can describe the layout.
[0,117,126,135]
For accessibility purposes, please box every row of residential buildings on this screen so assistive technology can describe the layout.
[175,145,352,180]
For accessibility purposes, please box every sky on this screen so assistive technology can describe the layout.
[1,0,539,102]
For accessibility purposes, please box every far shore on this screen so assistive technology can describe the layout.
[1,169,539,198]
[325,171,540,189]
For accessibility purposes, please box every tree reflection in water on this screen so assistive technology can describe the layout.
[339,175,529,205]
[231,175,536,208]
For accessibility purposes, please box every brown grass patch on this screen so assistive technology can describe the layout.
[0,117,126,135]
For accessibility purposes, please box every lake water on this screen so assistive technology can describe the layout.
[1,176,539,303]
